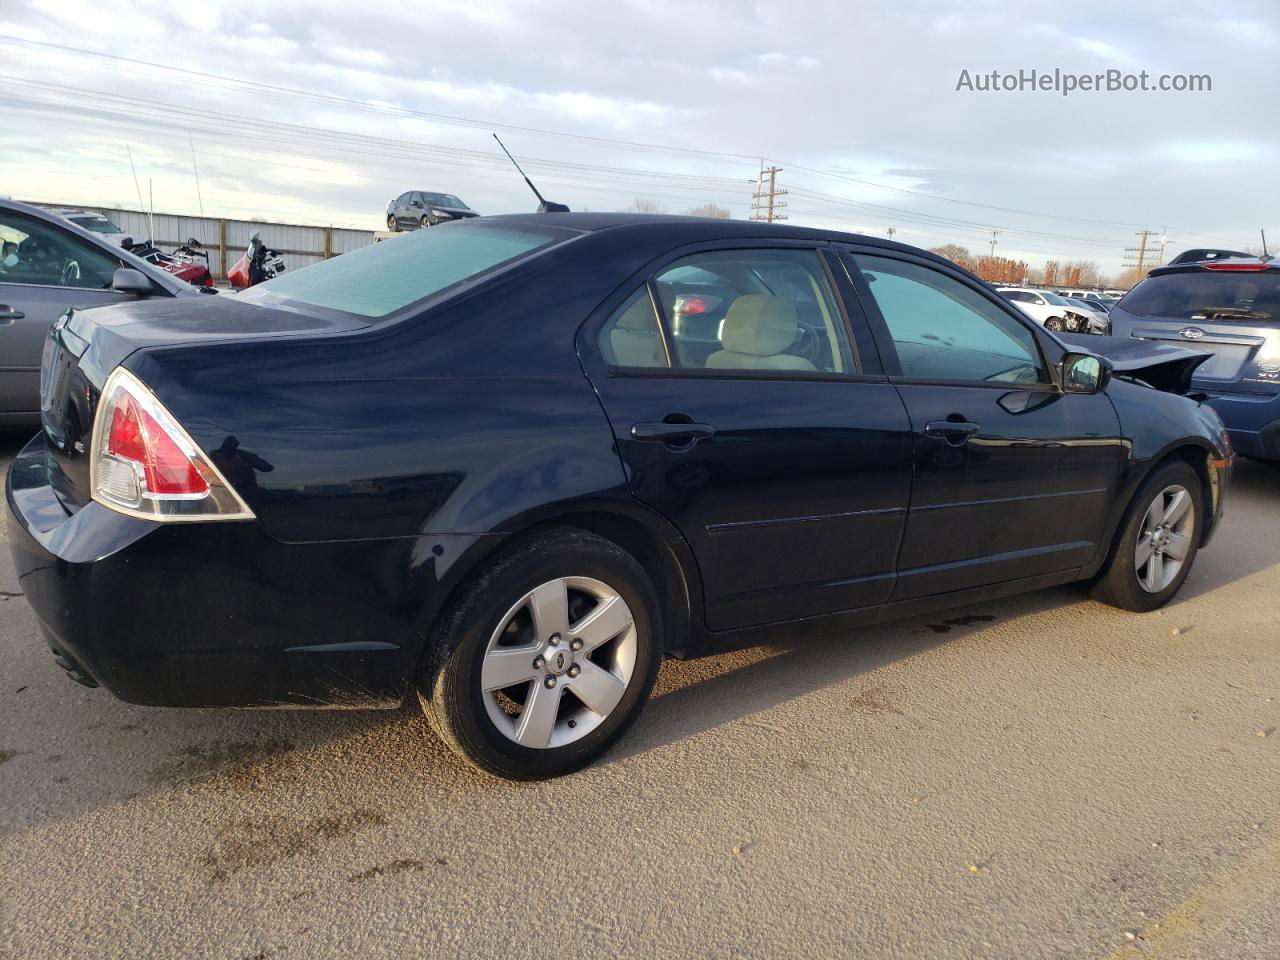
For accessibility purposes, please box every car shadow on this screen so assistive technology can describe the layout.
[3,452,1274,836]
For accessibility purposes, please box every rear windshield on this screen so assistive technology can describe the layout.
[243,221,573,318]
[1119,271,1280,320]
[70,215,121,234]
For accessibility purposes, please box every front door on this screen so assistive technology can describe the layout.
[840,249,1126,600]
[584,244,914,632]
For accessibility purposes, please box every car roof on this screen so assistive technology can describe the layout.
[479,211,961,268]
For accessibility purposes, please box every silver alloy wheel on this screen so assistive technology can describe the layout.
[1135,483,1195,593]
[480,577,637,750]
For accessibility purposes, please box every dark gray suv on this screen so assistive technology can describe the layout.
[385,192,479,232]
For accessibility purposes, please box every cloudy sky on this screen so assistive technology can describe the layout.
[1,0,1276,276]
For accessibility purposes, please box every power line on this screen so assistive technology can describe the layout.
[0,32,1245,247]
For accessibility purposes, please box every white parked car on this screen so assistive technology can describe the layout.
[997,287,1108,334]
[55,210,131,248]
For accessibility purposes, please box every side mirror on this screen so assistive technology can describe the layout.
[111,267,153,296]
[186,237,201,248]
[1062,352,1111,394]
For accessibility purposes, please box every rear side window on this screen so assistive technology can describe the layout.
[599,288,668,368]
[243,222,573,318]
[851,254,1047,385]
[599,248,855,375]
[1119,271,1280,320]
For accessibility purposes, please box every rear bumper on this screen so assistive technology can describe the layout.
[4,433,465,708]
[1203,389,1280,461]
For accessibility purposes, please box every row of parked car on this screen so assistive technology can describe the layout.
[994,286,1121,335]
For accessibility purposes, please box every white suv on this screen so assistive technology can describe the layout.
[997,287,1107,334]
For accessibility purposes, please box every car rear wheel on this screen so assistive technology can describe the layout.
[1091,461,1203,612]
[1044,317,1066,332]
[420,528,662,780]
[386,214,398,232]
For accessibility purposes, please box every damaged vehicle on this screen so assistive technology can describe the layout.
[6,215,1232,780]
[1109,256,1280,463]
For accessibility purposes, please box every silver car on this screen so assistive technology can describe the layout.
[0,199,195,428]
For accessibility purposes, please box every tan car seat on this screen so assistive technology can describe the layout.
[609,295,666,367]
[705,294,815,371]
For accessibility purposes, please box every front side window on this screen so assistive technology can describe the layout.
[0,212,121,290]
[851,254,1047,385]
[598,248,855,375]
[243,221,574,319]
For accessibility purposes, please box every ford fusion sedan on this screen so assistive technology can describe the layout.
[385,191,478,232]
[1109,255,1280,462]
[7,215,1232,780]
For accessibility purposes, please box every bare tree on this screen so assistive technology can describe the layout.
[684,203,731,219]
[624,198,666,214]
[928,244,976,272]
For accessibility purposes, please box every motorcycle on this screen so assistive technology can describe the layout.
[121,236,214,289]
[228,231,285,289]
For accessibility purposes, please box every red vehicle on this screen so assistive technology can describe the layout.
[123,236,214,289]
[228,231,285,289]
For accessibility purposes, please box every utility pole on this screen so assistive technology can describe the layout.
[886,227,896,240]
[1123,229,1153,286]
[750,163,787,223]
[988,230,1000,258]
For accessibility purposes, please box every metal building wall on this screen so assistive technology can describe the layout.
[30,202,376,278]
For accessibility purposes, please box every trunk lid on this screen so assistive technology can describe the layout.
[41,296,362,513]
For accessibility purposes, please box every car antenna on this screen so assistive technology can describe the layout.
[492,134,570,213]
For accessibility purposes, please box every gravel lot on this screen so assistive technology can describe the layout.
[2,430,1278,959]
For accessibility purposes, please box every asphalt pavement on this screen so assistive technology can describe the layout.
[1,429,1277,959]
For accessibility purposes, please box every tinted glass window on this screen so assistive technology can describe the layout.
[422,193,468,209]
[648,249,855,374]
[67,214,122,234]
[243,222,572,319]
[599,287,667,368]
[852,255,1046,384]
[1119,271,1280,320]
[0,212,121,290]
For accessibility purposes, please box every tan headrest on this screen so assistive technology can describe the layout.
[719,295,798,357]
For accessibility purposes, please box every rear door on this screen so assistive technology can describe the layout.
[0,209,134,418]
[582,241,914,632]
[839,248,1126,600]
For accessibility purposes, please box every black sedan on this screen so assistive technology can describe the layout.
[6,215,1232,780]
[385,191,478,232]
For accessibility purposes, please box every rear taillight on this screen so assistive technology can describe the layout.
[90,367,254,521]
[674,294,722,316]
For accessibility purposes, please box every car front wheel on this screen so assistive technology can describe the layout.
[420,215,432,229]
[420,529,662,780]
[1091,460,1203,612]
[1044,316,1066,332]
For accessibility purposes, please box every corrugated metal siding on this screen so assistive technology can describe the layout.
[28,202,375,278]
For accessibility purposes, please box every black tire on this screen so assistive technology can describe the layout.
[1091,460,1203,612]
[1044,317,1066,332]
[420,215,431,229]
[420,528,662,780]
[386,214,398,232]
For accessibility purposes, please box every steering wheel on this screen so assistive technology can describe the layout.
[60,259,82,286]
